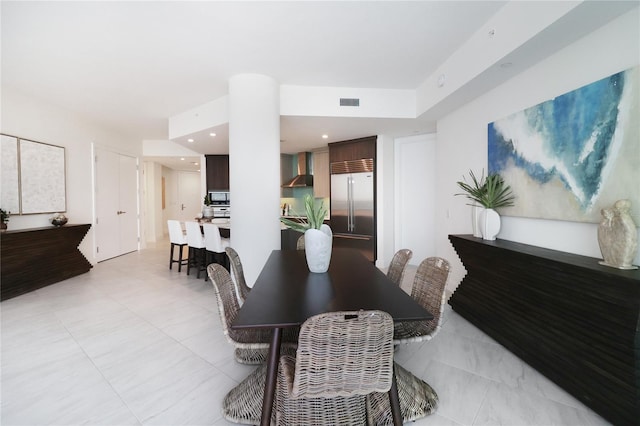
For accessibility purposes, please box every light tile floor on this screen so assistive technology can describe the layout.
[1,240,612,426]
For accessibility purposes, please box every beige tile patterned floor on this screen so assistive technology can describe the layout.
[1,241,611,425]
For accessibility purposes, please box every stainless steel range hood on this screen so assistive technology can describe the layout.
[282,152,314,187]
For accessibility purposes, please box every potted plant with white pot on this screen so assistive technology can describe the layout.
[280,194,332,273]
[1,208,10,232]
[456,170,515,240]
[202,194,214,218]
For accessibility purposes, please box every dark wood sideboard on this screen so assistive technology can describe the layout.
[448,234,640,426]
[1,224,92,301]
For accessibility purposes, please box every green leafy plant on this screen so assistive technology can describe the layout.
[203,194,212,206]
[456,170,515,209]
[1,208,10,223]
[280,194,327,233]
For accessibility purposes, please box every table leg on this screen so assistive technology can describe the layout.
[388,363,402,426]
[260,327,282,426]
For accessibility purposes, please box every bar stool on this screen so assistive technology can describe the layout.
[167,220,188,272]
[203,223,231,280]
[185,221,207,278]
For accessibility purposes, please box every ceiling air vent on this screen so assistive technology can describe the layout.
[339,98,360,107]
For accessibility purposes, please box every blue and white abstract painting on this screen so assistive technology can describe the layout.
[488,66,639,224]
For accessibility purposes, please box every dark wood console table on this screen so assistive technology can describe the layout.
[1,224,92,301]
[448,234,639,426]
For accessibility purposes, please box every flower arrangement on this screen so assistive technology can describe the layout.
[456,169,515,209]
[203,194,212,206]
[280,194,327,233]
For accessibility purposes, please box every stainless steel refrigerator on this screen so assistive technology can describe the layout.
[330,159,376,262]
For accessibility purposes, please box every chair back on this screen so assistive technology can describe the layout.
[203,223,226,253]
[386,249,413,287]
[411,257,450,335]
[292,310,394,398]
[167,220,187,245]
[207,263,241,340]
[185,221,205,248]
[225,247,251,303]
[296,235,305,250]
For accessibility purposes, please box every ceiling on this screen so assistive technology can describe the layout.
[2,1,636,171]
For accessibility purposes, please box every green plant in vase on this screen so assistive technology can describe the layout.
[279,194,327,232]
[280,194,332,273]
[202,194,214,218]
[456,170,514,240]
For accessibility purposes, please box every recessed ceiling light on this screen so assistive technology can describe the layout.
[209,133,216,137]
[180,158,185,161]
[193,162,199,166]
[187,138,194,143]
[322,134,328,139]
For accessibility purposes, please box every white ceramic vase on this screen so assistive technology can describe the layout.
[479,208,501,241]
[203,206,214,218]
[304,224,333,273]
[471,204,483,238]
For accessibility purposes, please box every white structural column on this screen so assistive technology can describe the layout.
[228,74,281,284]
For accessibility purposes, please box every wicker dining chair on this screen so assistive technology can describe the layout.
[393,256,450,345]
[207,263,297,365]
[367,363,439,425]
[386,249,413,287]
[296,234,305,250]
[274,310,394,425]
[225,247,251,304]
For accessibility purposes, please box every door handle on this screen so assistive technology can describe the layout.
[117,211,126,215]
[181,204,185,211]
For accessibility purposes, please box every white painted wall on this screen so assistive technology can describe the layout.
[280,85,415,118]
[395,134,437,265]
[228,74,281,284]
[1,88,142,264]
[375,134,395,268]
[436,8,640,292]
[143,161,163,243]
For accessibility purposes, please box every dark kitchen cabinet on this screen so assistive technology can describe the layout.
[329,136,376,164]
[206,155,229,191]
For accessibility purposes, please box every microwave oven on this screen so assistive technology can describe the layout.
[209,191,230,205]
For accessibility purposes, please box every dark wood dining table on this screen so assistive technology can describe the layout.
[231,248,434,426]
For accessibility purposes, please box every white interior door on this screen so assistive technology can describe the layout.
[95,147,139,262]
[177,171,201,221]
[119,155,139,253]
[394,134,437,263]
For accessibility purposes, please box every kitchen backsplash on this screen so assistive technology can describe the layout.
[281,194,329,218]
